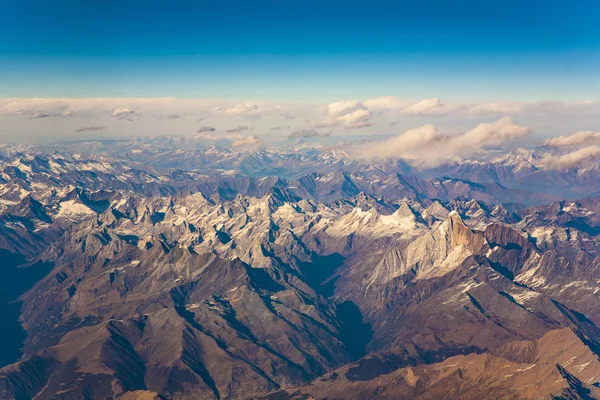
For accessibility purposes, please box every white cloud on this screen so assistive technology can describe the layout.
[403,98,445,115]
[0,97,253,119]
[451,117,530,148]
[334,109,372,128]
[357,117,530,167]
[326,100,365,116]
[361,96,600,120]
[313,100,373,129]
[111,108,136,119]
[363,96,409,110]
[225,103,259,116]
[361,96,447,115]
[541,145,600,169]
[1,97,599,144]
[356,124,440,161]
[0,98,70,115]
[231,135,261,148]
[2,97,599,121]
[545,130,600,147]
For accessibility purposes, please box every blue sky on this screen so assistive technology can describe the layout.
[1,0,600,101]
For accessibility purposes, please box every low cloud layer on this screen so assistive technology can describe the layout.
[2,97,599,122]
[0,97,599,146]
[545,130,600,147]
[358,117,531,167]
[231,135,261,148]
[362,96,600,119]
[541,145,600,169]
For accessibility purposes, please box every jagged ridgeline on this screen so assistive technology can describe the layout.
[1,144,600,399]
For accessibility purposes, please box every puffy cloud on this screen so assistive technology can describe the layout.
[225,103,259,116]
[357,124,440,160]
[223,103,304,120]
[358,117,530,167]
[403,98,445,115]
[231,135,261,148]
[541,145,600,169]
[197,126,216,133]
[337,109,372,128]
[226,125,252,133]
[326,100,364,116]
[75,126,106,132]
[313,100,373,129]
[451,117,530,148]
[111,108,137,119]
[363,96,409,110]
[545,130,600,147]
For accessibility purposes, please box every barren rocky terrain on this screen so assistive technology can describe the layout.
[1,141,600,399]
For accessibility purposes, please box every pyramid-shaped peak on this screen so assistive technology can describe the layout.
[395,202,417,218]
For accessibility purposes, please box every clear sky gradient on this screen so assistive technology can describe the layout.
[1,0,599,101]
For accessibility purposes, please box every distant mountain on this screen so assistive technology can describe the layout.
[37,139,600,200]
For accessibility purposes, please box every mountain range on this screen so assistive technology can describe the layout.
[1,139,600,399]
